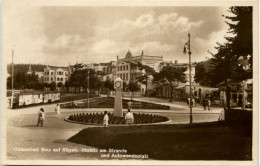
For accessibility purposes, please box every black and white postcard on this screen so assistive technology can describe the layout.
[1,0,258,165]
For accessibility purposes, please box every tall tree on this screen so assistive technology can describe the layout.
[68,68,97,93]
[154,66,186,102]
[210,7,253,109]
[194,63,211,86]
[103,80,114,97]
[223,7,252,72]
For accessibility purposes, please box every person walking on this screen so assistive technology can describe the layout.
[187,97,190,107]
[55,103,61,116]
[103,111,109,127]
[192,98,196,107]
[207,99,211,111]
[37,108,45,127]
[203,98,207,111]
[125,109,134,125]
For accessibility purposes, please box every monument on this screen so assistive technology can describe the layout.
[114,77,123,117]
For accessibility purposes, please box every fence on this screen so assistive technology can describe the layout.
[109,91,143,97]
[9,92,60,108]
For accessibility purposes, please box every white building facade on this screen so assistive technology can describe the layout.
[116,50,163,84]
[43,66,70,85]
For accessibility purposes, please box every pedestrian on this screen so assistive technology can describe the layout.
[37,108,45,127]
[187,97,190,107]
[125,109,134,125]
[103,111,109,127]
[55,103,61,116]
[203,98,207,111]
[207,99,211,111]
[192,98,196,107]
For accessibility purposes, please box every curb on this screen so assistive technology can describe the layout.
[64,117,172,127]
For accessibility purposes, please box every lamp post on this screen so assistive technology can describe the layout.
[183,33,192,124]
[11,45,15,109]
[87,69,90,108]
[242,80,246,110]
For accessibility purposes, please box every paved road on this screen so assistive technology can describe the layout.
[4,98,223,161]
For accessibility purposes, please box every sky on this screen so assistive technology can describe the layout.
[2,5,230,66]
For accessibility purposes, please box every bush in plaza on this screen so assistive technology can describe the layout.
[67,112,169,125]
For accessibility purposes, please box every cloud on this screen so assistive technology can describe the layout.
[102,12,205,43]
[192,28,229,62]
[3,6,229,66]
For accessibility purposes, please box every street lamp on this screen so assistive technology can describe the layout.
[87,69,90,108]
[183,33,192,124]
[11,45,15,109]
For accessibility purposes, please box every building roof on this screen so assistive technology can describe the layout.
[47,65,69,70]
[125,50,133,58]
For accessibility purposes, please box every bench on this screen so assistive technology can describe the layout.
[131,102,142,108]
[74,101,84,108]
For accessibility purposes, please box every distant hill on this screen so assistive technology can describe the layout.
[7,63,45,75]
[196,59,214,72]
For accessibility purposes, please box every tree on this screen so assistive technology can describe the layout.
[50,82,56,91]
[194,63,211,86]
[154,66,186,102]
[104,80,114,97]
[136,64,155,97]
[68,68,97,93]
[209,7,253,109]
[128,81,140,100]
[57,82,64,88]
[223,7,252,72]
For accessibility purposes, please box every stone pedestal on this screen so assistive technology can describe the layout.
[114,77,123,117]
[114,90,123,117]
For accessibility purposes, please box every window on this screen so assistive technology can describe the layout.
[51,72,53,75]
[123,66,125,71]
[126,65,128,70]
[126,73,128,80]
[120,66,122,71]
[120,74,122,78]
[57,78,59,81]
[51,77,53,81]
[61,78,63,81]
[123,73,125,80]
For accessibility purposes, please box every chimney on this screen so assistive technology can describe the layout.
[175,60,178,64]
[117,55,119,61]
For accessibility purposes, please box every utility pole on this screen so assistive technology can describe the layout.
[11,45,15,109]
[87,69,90,108]
[242,80,246,110]
[188,33,192,124]
[183,34,192,124]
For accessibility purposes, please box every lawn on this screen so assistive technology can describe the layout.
[60,93,98,102]
[68,122,252,160]
[62,97,170,110]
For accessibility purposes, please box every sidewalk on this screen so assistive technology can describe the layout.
[122,96,223,113]
[5,97,223,160]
